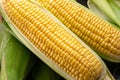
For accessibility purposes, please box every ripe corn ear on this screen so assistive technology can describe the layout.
[0,23,36,80]
[0,0,115,80]
[34,0,120,62]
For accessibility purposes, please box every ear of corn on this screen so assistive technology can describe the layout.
[32,60,62,80]
[0,22,36,80]
[0,0,115,80]
[88,0,120,27]
[34,0,120,62]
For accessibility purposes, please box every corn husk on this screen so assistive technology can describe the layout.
[88,0,120,27]
[0,23,36,80]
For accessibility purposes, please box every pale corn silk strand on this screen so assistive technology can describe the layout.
[2,0,103,80]
[36,0,120,60]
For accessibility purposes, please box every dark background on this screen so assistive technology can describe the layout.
[77,0,88,7]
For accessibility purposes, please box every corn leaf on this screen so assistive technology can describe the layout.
[0,23,36,80]
[88,0,120,27]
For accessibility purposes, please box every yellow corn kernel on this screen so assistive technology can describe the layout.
[36,0,120,61]
[1,0,104,80]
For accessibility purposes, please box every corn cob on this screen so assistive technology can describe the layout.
[0,23,36,80]
[0,0,115,80]
[32,60,62,80]
[34,0,120,62]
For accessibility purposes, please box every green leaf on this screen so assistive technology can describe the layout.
[88,0,120,27]
[0,25,36,80]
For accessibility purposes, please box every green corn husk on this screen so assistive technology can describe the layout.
[0,14,4,79]
[32,59,62,80]
[88,0,120,27]
[0,23,36,80]
[0,27,3,80]
[0,14,3,63]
